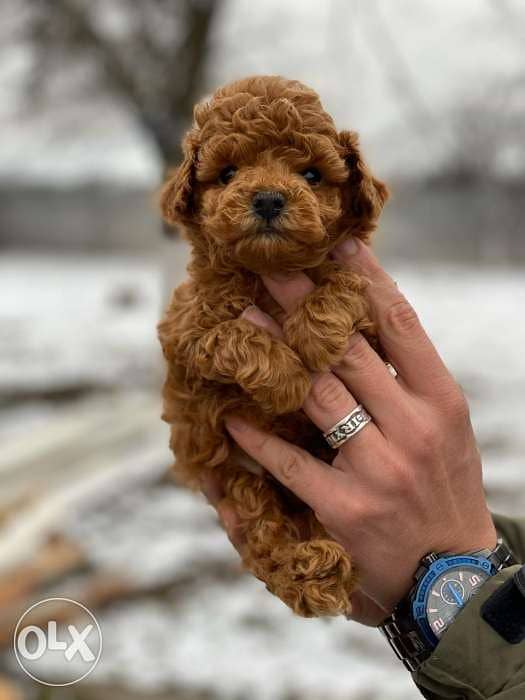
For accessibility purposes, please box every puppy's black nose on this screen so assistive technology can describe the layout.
[252,191,285,223]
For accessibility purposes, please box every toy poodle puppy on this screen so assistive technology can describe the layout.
[158,75,388,617]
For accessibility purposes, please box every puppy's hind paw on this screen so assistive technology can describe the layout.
[268,539,357,617]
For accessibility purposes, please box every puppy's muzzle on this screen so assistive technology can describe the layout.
[252,191,286,224]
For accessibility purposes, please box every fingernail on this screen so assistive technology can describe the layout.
[241,305,270,327]
[225,415,248,433]
[334,237,358,258]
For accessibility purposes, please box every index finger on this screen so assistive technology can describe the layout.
[261,271,316,315]
[224,416,341,514]
[332,239,457,402]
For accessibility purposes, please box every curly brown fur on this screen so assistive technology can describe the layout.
[158,75,388,617]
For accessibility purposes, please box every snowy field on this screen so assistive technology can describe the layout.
[1,250,524,699]
[0,252,163,396]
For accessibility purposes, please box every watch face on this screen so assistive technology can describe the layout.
[425,565,490,638]
[412,555,494,646]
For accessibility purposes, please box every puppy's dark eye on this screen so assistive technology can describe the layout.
[218,165,237,185]
[301,167,322,186]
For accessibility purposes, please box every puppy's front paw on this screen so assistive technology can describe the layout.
[242,343,311,414]
[194,319,311,413]
[283,277,370,372]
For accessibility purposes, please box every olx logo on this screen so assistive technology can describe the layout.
[14,598,102,686]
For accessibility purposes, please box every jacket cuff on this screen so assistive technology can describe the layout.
[413,565,525,699]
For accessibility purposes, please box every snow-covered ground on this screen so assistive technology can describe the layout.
[1,251,524,699]
[64,485,415,700]
[0,252,163,395]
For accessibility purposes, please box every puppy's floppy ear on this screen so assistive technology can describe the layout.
[159,133,198,227]
[338,130,389,240]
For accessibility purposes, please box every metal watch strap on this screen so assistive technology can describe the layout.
[381,605,432,672]
[380,540,516,673]
[479,539,517,572]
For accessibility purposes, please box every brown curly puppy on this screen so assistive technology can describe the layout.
[158,75,388,617]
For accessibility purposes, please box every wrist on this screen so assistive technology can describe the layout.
[440,520,498,559]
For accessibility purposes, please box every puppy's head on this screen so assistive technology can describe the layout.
[161,76,388,274]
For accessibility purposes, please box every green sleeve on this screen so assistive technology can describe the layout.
[412,514,525,699]
[413,565,525,699]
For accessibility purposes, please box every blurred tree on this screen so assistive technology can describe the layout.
[9,0,221,168]
[445,97,525,184]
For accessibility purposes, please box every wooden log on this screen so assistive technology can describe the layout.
[0,560,242,650]
[0,392,170,574]
[0,392,166,510]
[0,571,133,648]
[0,676,23,700]
[0,534,85,609]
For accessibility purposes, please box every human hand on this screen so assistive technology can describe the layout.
[201,467,388,626]
[203,239,497,623]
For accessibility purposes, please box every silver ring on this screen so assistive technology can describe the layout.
[323,405,372,449]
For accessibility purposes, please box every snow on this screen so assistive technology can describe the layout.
[395,262,525,519]
[52,485,413,699]
[94,585,410,700]
[0,252,163,394]
[1,251,524,698]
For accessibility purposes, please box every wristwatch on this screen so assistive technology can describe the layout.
[380,539,516,672]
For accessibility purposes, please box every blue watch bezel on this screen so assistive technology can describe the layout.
[411,554,496,648]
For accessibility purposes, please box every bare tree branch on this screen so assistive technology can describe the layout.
[175,0,217,110]
[41,0,148,116]
[17,0,220,165]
